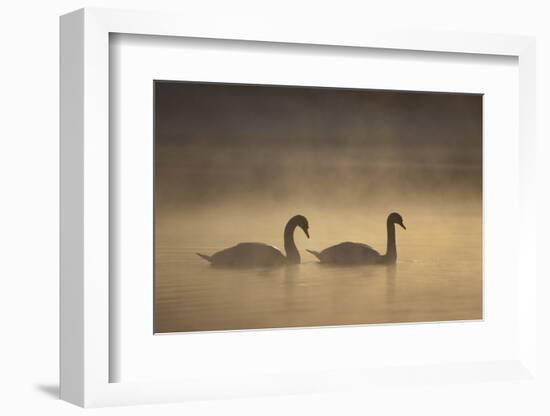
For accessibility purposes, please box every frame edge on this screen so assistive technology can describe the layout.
[59,8,85,407]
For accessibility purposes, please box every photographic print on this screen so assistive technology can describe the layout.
[154,81,482,333]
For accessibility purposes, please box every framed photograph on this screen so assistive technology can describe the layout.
[60,8,538,408]
[153,81,483,334]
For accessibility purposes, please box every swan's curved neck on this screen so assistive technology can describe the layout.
[385,220,397,264]
[284,221,300,264]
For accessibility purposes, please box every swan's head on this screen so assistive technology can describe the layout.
[388,212,406,230]
[290,214,310,238]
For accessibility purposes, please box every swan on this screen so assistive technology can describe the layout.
[196,215,310,267]
[306,212,406,265]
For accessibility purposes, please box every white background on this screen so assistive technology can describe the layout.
[1,1,549,415]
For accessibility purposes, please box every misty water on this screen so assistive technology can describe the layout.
[153,83,482,333]
[155,206,482,333]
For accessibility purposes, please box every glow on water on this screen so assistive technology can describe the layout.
[154,207,482,333]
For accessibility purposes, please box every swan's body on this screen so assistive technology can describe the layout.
[197,215,309,267]
[307,212,405,265]
[307,242,381,265]
[197,243,286,267]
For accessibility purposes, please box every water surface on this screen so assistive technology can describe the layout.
[155,210,482,333]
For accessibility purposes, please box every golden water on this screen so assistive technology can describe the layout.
[154,205,482,333]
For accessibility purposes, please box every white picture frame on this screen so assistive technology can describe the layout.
[60,7,538,408]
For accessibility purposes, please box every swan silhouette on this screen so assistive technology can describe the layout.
[307,212,406,265]
[196,215,310,267]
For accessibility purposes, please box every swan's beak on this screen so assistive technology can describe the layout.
[304,229,310,238]
[399,222,406,230]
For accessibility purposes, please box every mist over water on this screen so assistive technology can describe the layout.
[155,202,481,332]
[154,82,482,333]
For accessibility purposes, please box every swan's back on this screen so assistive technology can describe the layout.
[207,242,286,267]
[317,242,381,264]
